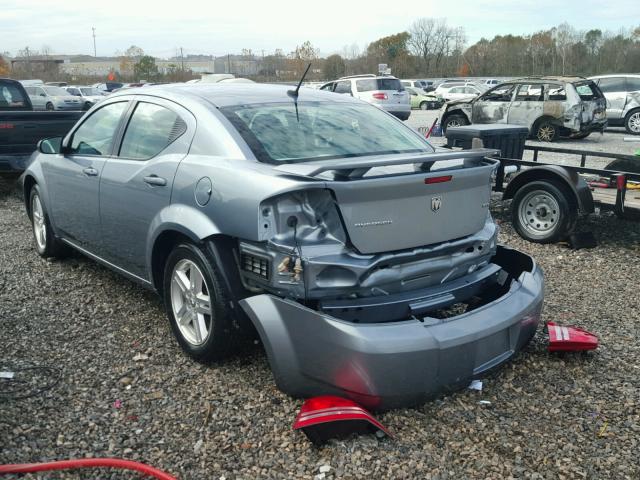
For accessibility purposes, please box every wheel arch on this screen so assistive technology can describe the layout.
[503,166,594,214]
[23,174,38,218]
[624,107,640,132]
[442,108,470,125]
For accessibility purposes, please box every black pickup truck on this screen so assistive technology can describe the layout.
[1,78,83,176]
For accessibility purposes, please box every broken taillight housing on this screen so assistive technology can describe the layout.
[241,252,270,280]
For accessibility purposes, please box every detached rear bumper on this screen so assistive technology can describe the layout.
[240,246,544,410]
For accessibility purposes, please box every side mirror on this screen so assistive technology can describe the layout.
[37,137,63,154]
[40,93,46,97]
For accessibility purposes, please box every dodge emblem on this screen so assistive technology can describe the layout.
[431,196,442,212]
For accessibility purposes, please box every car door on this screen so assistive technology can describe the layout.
[44,100,129,250]
[471,83,516,124]
[597,77,626,120]
[98,98,195,278]
[25,87,46,110]
[507,83,544,129]
[334,80,352,96]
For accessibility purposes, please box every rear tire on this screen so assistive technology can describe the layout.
[624,109,640,134]
[511,180,577,243]
[163,242,237,361]
[419,101,429,110]
[443,114,469,132]
[534,120,559,142]
[570,131,591,139]
[29,185,68,258]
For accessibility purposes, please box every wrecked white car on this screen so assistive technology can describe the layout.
[441,76,607,141]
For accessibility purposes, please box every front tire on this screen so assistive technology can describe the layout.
[45,102,54,111]
[29,185,68,258]
[443,113,469,132]
[624,109,640,134]
[419,101,429,110]
[511,180,577,243]
[163,243,237,361]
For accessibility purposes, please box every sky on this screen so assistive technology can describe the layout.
[1,0,639,58]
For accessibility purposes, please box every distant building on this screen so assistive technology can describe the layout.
[11,55,64,78]
[214,55,260,76]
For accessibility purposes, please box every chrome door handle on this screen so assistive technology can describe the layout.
[143,175,167,186]
[82,167,98,176]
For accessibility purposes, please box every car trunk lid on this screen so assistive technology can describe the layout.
[275,149,498,254]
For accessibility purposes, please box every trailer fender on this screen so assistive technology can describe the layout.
[502,165,594,214]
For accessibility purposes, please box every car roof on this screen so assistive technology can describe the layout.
[589,74,640,79]
[109,82,361,108]
[508,76,589,84]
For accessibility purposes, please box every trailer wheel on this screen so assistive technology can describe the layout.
[511,180,577,243]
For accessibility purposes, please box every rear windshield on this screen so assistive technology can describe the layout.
[356,78,404,92]
[221,101,433,164]
[573,81,603,101]
[0,82,28,109]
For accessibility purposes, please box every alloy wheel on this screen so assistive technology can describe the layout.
[537,125,556,142]
[170,259,212,346]
[31,194,47,252]
[628,112,640,133]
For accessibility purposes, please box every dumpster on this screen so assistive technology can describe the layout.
[445,124,529,160]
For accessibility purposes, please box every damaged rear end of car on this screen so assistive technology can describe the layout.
[233,148,543,410]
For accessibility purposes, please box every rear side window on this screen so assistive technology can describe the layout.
[70,102,128,156]
[355,79,377,91]
[119,102,186,160]
[515,84,543,101]
[547,84,567,101]
[0,83,28,108]
[597,77,625,93]
[626,77,640,91]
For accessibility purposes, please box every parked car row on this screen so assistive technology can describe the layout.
[589,74,640,134]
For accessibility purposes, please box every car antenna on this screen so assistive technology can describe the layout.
[288,62,312,121]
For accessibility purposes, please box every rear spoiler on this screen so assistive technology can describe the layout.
[273,148,500,179]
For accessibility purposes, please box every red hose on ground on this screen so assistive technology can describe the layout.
[0,458,177,479]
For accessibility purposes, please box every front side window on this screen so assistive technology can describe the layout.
[319,83,334,91]
[70,101,128,156]
[221,101,434,164]
[67,88,81,96]
[482,84,515,102]
[118,102,186,160]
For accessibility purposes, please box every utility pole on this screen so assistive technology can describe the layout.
[227,54,231,74]
[180,47,185,80]
[92,27,97,57]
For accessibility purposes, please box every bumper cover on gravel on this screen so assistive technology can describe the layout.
[239,246,544,410]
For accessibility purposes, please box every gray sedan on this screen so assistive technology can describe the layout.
[22,84,543,409]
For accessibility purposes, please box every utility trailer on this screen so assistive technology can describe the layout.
[445,125,640,243]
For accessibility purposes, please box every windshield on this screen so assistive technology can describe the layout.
[221,102,433,163]
[43,86,69,96]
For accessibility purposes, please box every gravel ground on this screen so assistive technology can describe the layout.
[1,172,639,480]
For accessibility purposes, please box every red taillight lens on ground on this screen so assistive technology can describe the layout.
[372,92,388,100]
[547,322,598,352]
[425,175,453,184]
[293,395,392,445]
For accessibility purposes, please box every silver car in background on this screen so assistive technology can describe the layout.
[589,74,640,134]
[24,85,83,111]
[22,84,543,409]
[64,86,107,110]
[320,75,411,120]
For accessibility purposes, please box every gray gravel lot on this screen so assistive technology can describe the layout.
[1,169,639,479]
